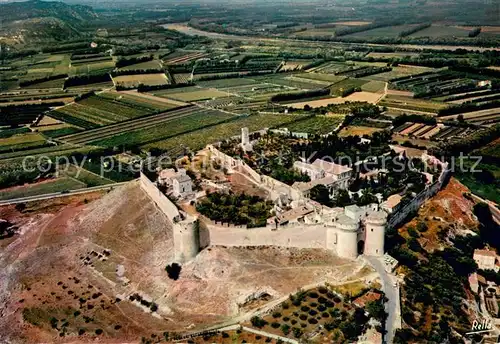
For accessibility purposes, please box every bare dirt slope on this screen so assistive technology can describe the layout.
[0,181,368,343]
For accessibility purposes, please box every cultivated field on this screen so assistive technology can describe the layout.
[339,126,383,137]
[112,73,169,88]
[408,25,470,38]
[143,113,304,151]
[57,105,235,147]
[0,132,48,153]
[288,91,383,109]
[162,89,231,102]
[0,177,86,200]
[48,93,170,129]
[379,95,446,114]
[284,115,345,134]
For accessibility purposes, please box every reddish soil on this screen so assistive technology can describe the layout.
[398,177,479,252]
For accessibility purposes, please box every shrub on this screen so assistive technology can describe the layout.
[329,308,340,318]
[299,314,307,321]
[222,333,229,338]
[318,296,327,304]
[271,322,280,329]
[308,318,318,325]
[294,327,304,337]
[318,287,328,294]
[95,329,103,335]
[150,303,158,312]
[308,292,319,298]
[408,227,420,238]
[308,309,318,316]
[301,305,310,312]
[318,305,326,312]
[310,302,318,308]
[251,316,268,328]
[165,263,182,280]
[322,312,330,318]
[282,302,289,309]
[281,324,291,335]
[291,319,297,325]
[283,316,290,322]
[417,221,428,232]
[272,312,282,318]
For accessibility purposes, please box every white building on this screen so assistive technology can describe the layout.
[473,249,499,272]
[240,127,253,152]
[293,159,354,198]
[158,168,193,197]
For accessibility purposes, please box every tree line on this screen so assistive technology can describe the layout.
[271,88,330,102]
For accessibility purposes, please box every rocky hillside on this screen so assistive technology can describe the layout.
[389,178,484,343]
[0,0,97,44]
[0,0,97,24]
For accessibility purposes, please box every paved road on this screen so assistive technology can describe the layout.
[365,256,400,344]
[0,181,131,206]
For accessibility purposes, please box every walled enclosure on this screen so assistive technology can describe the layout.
[139,145,450,263]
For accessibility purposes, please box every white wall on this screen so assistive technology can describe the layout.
[140,173,180,223]
[207,223,327,249]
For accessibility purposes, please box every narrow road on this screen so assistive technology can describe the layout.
[364,256,400,344]
[0,181,131,206]
[241,326,298,344]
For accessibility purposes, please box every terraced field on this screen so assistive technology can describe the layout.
[284,115,345,134]
[143,113,306,151]
[48,94,165,129]
[90,109,235,147]
[379,94,446,114]
[58,105,235,147]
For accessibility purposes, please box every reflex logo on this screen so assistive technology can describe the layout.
[466,319,494,335]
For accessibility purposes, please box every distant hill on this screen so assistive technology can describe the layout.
[0,0,97,24]
[0,0,97,44]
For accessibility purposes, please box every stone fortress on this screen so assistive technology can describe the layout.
[140,127,451,264]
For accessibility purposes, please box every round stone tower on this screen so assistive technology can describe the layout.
[334,214,360,259]
[364,211,388,257]
[174,217,200,263]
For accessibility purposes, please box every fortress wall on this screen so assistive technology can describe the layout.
[387,162,451,229]
[207,223,328,249]
[140,172,200,263]
[240,162,262,183]
[140,172,180,223]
